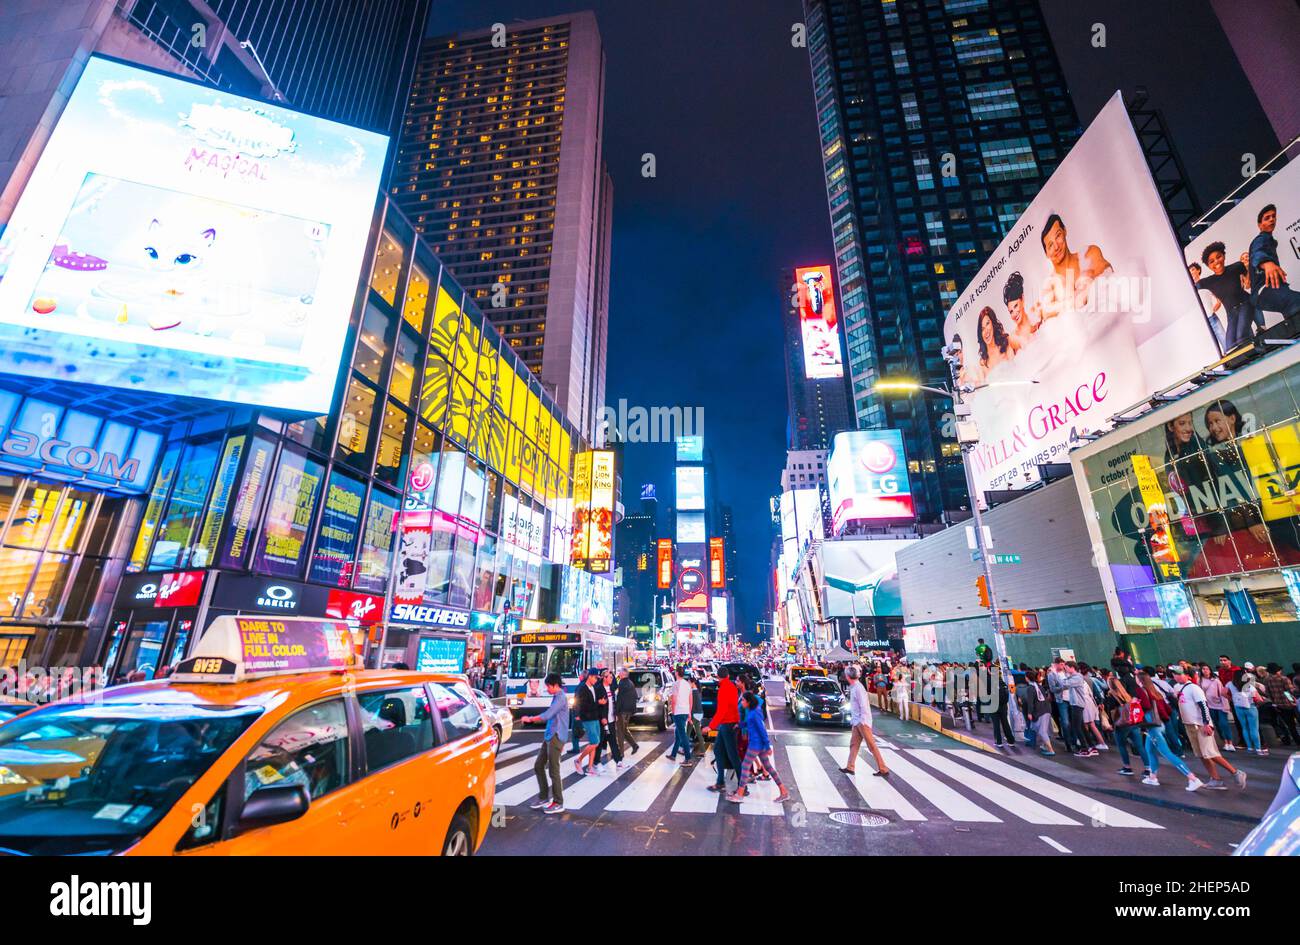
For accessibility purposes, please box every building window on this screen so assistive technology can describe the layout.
[980,138,1037,181]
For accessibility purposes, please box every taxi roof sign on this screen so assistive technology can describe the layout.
[171,616,358,683]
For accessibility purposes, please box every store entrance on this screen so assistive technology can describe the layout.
[102,609,196,682]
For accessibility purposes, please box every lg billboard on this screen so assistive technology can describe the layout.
[827,430,915,531]
[0,57,390,414]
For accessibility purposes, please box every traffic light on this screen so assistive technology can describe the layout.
[975,575,990,609]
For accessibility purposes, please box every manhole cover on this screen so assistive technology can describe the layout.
[829,811,890,827]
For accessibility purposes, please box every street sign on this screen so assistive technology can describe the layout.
[988,553,1021,565]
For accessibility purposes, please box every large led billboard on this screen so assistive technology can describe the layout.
[942,93,1219,499]
[570,449,615,572]
[1185,157,1300,355]
[0,57,389,414]
[656,538,673,589]
[675,465,705,510]
[792,264,844,379]
[827,430,915,531]
[815,539,917,618]
[676,436,703,462]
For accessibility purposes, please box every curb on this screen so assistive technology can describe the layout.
[871,693,998,753]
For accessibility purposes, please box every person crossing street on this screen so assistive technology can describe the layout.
[841,664,890,777]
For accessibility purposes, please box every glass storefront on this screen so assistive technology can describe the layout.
[1079,355,1300,632]
[0,197,603,672]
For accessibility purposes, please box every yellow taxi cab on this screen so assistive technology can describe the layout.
[0,616,495,856]
[784,664,826,692]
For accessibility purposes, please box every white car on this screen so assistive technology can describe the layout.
[472,689,514,753]
[627,666,675,731]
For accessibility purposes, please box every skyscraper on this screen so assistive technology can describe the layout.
[0,0,429,222]
[803,0,1081,521]
[390,13,614,438]
[783,269,855,452]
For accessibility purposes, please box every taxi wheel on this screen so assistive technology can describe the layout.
[442,813,475,856]
[492,725,503,753]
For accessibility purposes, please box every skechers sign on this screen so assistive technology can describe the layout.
[388,603,470,628]
[827,430,915,532]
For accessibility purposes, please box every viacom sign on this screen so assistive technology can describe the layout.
[388,603,471,628]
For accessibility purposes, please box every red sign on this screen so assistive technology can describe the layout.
[709,537,725,588]
[656,538,673,589]
[326,589,383,624]
[156,570,205,608]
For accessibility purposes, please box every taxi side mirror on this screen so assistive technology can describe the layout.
[239,784,310,831]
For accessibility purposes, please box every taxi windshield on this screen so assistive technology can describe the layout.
[0,703,261,855]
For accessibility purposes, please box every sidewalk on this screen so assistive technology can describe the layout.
[934,712,1287,824]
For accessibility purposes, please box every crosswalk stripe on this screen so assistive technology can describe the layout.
[495,741,539,763]
[671,753,724,813]
[738,772,787,815]
[607,749,686,812]
[878,749,1001,823]
[949,750,1163,829]
[494,749,587,807]
[562,741,667,810]
[785,745,848,813]
[826,746,926,821]
[908,751,1079,825]
[494,743,575,787]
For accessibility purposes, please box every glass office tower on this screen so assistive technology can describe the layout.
[803,0,1081,519]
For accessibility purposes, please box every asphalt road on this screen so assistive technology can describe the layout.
[477,679,1263,856]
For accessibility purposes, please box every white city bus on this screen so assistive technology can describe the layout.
[505,625,635,716]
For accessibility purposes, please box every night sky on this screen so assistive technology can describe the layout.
[426,0,828,640]
[423,1,1277,642]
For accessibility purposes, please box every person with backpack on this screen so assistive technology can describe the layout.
[1136,670,1203,792]
[1107,675,1148,777]
[1020,669,1055,756]
[1169,665,1246,791]
[727,691,791,804]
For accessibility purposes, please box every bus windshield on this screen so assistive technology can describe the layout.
[549,646,583,678]
[509,645,548,679]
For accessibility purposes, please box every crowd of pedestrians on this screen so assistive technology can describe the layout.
[868,647,1300,795]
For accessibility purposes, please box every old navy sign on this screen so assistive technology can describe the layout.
[388,602,471,628]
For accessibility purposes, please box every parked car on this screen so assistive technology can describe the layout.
[472,689,514,753]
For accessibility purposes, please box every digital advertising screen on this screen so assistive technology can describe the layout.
[675,465,705,510]
[709,537,725,587]
[0,57,390,414]
[657,538,673,589]
[942,93,1219,499]
[676,436,703,462]
[815,539,917,618]
[415,636,468,674]
[827,430,915,531]
[793,264,844,379]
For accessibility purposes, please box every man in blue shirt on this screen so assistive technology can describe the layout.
[523,672,569,814]
[1250,204,1300,323]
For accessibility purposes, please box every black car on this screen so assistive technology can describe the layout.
[699,662,764,722]
[787,676,851,727]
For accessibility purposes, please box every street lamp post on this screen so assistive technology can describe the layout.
[873,370,1029,736]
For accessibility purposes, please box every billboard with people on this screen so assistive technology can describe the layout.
[1185,157,1300,355]
[1074,349,1300,632]
[943,93,1220,498]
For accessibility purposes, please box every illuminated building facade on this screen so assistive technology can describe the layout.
[390,13,613,438]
